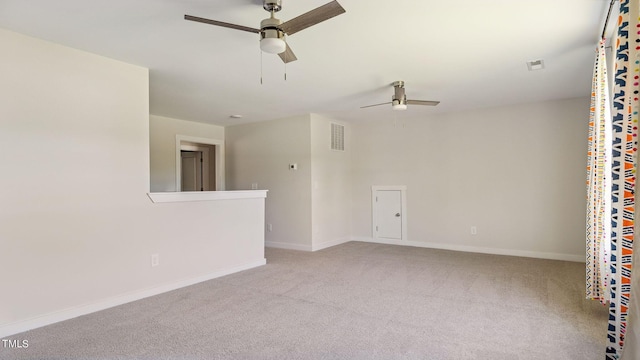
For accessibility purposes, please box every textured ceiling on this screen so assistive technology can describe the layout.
[0,0,610,126]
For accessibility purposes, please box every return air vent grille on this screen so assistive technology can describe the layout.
[331,123,345,151]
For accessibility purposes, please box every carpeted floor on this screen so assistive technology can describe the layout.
[0,242,608,359]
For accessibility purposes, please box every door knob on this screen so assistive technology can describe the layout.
[395,213,401,217]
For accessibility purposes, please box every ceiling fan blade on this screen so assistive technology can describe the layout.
[407,99,440,106]
[278,43,298,63]
[361,102,392,109]
[280,1,345,35]
[184,15,260,33]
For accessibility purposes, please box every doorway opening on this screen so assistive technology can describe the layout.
[176,135,224,191]
[180,145,213,191]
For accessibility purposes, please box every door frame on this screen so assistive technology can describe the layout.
[372,185,408,241]
[175,135,225,191]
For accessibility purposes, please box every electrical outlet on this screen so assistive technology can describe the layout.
[151,254,159,267]
[251,183,258,190]
[267,223,273,232]
[471,226,477,235]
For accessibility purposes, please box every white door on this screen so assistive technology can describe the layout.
[373,189,404,240]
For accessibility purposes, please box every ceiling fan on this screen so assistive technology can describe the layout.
[185,0,345,63]
[361,81,440,111]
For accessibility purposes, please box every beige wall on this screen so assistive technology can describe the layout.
[0,29,265,336]
[226,115,313,250]
[226,114,352,251]
[310,114,352,250]
[350,97,589,260]
[226,98,588,260]
[149,115,224,192]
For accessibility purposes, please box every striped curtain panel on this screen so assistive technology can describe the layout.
[607,0,639,358]
[586,38,611,304]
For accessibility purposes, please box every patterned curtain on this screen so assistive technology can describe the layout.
[607,0,639,358]
[586,38,612,304]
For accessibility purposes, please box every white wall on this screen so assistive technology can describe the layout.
[226,115,313,250]
[0,29,265,336]
[149,115,224,192]
[351,97,589,261]
[310,114,352,250]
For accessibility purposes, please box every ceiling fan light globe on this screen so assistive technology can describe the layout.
[392,103,407,111]
[260,38,286,54]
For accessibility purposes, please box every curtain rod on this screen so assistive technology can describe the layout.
[601,0,618,39]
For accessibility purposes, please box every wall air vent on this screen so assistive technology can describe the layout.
[331,123,345,151]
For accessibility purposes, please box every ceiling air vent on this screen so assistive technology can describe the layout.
[331,123,345,151]
[527,59,545,71]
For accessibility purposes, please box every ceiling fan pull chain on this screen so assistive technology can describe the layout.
[260,48,263,85]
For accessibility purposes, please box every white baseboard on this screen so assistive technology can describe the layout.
[0,259,266,338]
[312,237,351,252]
[265,241,313,251]
[266,237,351,252]
[355,237,585,262]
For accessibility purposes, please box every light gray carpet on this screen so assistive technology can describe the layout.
[0,242,608,360]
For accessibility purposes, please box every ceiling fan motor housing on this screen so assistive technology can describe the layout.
[393,81,407,105]
[260,17,286,54]
[261,16,284,33]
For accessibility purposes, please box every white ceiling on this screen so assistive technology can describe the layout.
[0,0,609,126]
